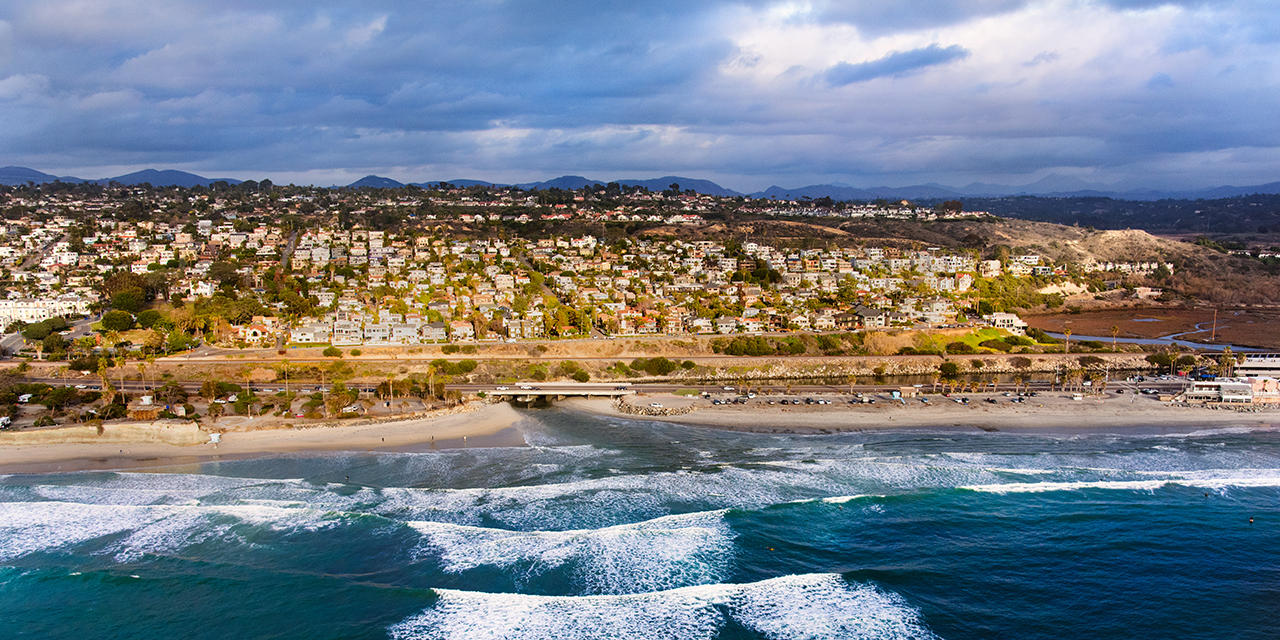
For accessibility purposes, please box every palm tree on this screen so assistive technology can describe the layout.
[97,357,118,405]
[1063,329,1072,354]
[1110,325,1120,351]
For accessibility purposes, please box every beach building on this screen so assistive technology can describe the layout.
[1182,377,1280,404]
[1237,354,1280,378]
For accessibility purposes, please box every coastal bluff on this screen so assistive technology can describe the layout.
[0,421,208,447]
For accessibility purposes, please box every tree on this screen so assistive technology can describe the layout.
[144,329,166,354]
[42,333,66,356]
[101,310,135,332]
[208,261,240,287]
[137,309,163,329]
[1218,347,1238,378]
[939,361,960,378]
[112,288,146,313]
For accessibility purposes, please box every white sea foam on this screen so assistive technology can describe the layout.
[963,469,1280,494]
[388,574,937,640]
[820,495,882,504]
[1180,425,1279,437]
[409,511,733,594]
[0,502,158,562]
[0,498,352,563]
[23,473,271,506]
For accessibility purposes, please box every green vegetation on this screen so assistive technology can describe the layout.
[430,359,478,376]
[628,357,679,376]
[101,310,135,332]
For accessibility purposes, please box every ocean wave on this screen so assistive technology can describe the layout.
[0,500,351,563]
[388,574,937,640]
[409,511,733,594]
[962,469,1280,494]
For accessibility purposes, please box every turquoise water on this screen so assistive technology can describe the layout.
[2,408,1278,639]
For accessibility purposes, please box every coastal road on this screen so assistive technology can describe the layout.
[0,316,99,357]
[23,377,1191,398]
[452,378,1190,397]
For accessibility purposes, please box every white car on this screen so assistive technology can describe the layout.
[723,386,734,391]
[496,386,509,391]
[649,402,664,408]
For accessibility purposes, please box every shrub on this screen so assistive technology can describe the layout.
[322,346,342,357]
[441,345,460,355]
[722,336,774,356]
[571,370,590,382]
[939,361,960,378]
[1078,355,1106,368]
[945,341,975,354]
[681,360,696,369]
[1026,328,1060,344]
[349,349,362,356]
[1004,335,1034,347]
[70,354,105,371]
[630,357,678,376]
[979,339,1013,352]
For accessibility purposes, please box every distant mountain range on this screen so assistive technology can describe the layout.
[0,166,241,188]
[5,165,1280,201]
[354,172,1280,201]
[350,174,743,197]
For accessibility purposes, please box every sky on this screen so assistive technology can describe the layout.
[1,0,1278,191]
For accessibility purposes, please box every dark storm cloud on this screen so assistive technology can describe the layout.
[0,1,1278,189]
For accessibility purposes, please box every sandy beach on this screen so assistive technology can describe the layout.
[3,392,1277,474]
[566,393,1280,435]
[0,402,526,474]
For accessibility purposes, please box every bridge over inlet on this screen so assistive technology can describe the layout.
[483,383,636,403]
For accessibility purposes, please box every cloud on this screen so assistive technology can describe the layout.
[1024,51,1060,67]
[824,44,971,86]
[0,0,1278,190]
[813,0,1030,34]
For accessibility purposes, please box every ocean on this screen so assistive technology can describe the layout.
[1,407,1277,639]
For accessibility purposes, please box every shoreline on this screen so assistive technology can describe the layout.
[4,392,1277,475]
[561,395,1280,436]
[0,402,526,474]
